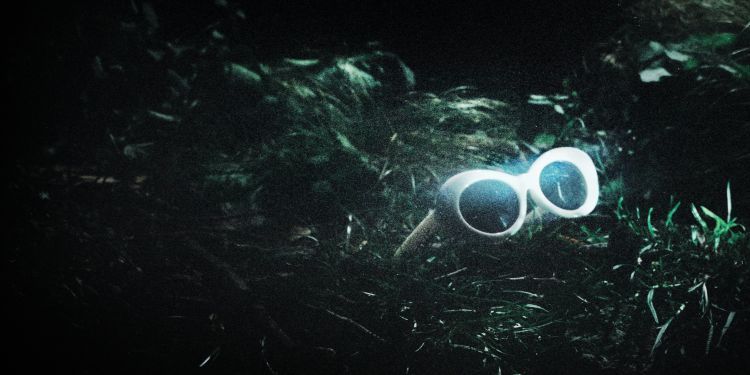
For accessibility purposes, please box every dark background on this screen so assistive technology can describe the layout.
[5,0,628,163]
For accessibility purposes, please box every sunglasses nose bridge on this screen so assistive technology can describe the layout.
[518,172,534,193]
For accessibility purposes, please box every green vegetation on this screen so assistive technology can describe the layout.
[9,1,750,374]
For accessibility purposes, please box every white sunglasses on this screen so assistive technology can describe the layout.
[394,147,599,257]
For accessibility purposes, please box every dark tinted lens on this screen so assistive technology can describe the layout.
[459,180,520,233]
[539,161,587,210]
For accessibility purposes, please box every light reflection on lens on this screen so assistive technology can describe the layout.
[459,180,520,233]
[539,161,587,210]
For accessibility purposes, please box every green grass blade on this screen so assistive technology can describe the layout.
[701,206,727,230]
[700,282,709,316]
[717,311,736,347]
[647,288,659,324]
[666,201,681,228]
[688,281,704,293]
[651,317,674,357]
[647,207,657,237]
[726,181,732,223]
[691,203,709,232]
[616,196,625,220]
[524,303,549,312]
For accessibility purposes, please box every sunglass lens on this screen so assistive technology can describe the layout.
[539,161,587,210]
[459,180,520,234]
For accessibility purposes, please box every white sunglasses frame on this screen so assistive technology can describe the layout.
[435,147,599,238]
[394,147,599,258]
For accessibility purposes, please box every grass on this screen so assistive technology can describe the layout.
[9,1,750,374]
[592,187,748,372]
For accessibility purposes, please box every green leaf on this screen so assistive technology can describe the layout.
[664,49,690,62]
[227,63,262,85]
[640,67,672,83]
[639,41,665,62]
[533,132,556,149]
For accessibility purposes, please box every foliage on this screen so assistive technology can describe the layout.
[10,1,750,374]
[601,187,748,372]
[629,0,750,40]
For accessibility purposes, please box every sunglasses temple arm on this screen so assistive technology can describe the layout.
[393,210,438,259]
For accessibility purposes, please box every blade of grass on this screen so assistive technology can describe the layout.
[726,181,732,223]
[647,207,657,237]
[666,201,681,228]
[651,317,674,357]
[688,281,704,293]
[647,288,659,324]
[705,316,715,355]
[651,303,686,357]
[701,206,727,232]
[691,203,709,232]
[616,196,625,220]
[700,282,709,317]
[716,311,736,347]
[524,303,549,312]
